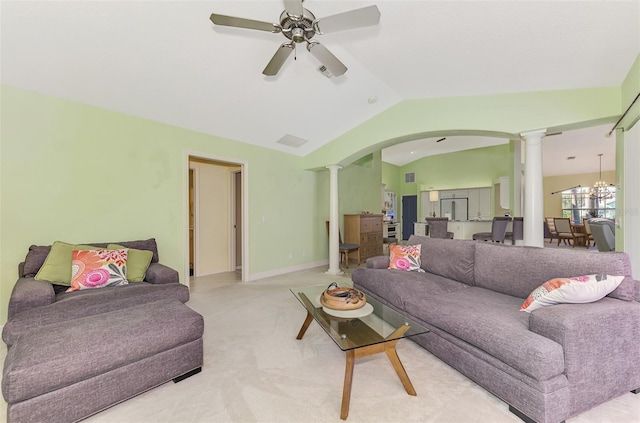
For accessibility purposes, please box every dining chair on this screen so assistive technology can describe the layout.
[326,221,360,268]
[544,217,560,244]
[425,217,454,239]
[582,216,594,247]
[588,219,615,252]
[504,217,523,245]
[553,218,587,248]
[472,216,511,243]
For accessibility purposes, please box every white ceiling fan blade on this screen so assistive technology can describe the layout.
[210,13,280,33]
[284,0,303,18]
[263,43,295,76]
[316,5,381,34]
[307,42,347,76]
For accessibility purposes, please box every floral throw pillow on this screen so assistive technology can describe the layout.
[388,244,424,272]
[67,249,129,292]
[520,274,624,313]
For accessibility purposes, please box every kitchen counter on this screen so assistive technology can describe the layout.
[415,220,511,240]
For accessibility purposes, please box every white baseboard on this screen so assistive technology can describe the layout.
[248,260,329,282]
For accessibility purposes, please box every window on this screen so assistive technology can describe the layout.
[561,187,616,223]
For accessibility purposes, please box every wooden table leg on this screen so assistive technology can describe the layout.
[341,350,356,420]
[296,311,314,340]
[385,343,416,396]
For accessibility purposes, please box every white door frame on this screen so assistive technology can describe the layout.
[189,165,200,278]
[230,170,243,271]
[185,152,249,283]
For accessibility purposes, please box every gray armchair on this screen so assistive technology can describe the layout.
[589,218,616,252]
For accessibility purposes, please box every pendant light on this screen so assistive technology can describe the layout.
[590,154,613,200]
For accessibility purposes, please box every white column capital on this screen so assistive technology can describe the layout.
[520,129,547,140]
[326,164,342,171]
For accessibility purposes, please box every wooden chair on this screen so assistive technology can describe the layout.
[326,221,360,268]
[553,218,587,248]
[544,217,560,244]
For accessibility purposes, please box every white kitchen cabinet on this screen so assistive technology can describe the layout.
[478,187,492,218]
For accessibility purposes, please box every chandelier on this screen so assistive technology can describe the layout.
[590,154,613,200]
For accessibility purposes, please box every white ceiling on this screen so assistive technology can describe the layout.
[2,1,638,173]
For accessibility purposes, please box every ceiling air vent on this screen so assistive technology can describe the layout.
[405,172,415,183]
[276,134,308,148]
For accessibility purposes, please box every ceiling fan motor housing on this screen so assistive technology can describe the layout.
[280,9,316,42]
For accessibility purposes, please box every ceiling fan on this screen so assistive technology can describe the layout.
[209,0,381,77]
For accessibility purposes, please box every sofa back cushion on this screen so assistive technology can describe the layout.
[21,238,160,278]
[474,242,635,301]
[407,235,476,285]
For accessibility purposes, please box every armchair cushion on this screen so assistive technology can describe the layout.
[108,244,153,282]
[68,249,129,292]
[34,242,97,285]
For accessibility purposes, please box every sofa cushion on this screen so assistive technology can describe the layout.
[407,236,476,285]
[2,299,203,404]
[388,244,423,272]
[2,282,190,347]
[112,238,159,263]
[404,286,565,381]
[520,274,624,312]
[34,242,101,285]
[352,268,469,311]
[108,244,153,282]
[22,239,159,279]
[473,242,635,301]
[68,249,129,291]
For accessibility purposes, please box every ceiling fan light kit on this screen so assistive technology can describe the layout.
[209,0,381,77]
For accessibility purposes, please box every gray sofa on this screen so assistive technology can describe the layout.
[352,235,640,423]
[2,239,204,423]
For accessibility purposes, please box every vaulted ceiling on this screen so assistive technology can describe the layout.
[2,1,638,174]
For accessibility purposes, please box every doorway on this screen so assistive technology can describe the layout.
[188,155,246,281]
[402,195,417,240]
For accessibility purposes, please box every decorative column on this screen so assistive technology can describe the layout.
[326,165,343,275]
[520,129,546,248]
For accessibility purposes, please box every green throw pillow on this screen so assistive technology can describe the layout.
[108,244,153,282]
[35,241,99,286]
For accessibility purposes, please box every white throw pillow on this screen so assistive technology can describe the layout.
[520,274,624,313]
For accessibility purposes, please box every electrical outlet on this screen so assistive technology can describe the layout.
[288,252,293,259]
[302,250,307,257]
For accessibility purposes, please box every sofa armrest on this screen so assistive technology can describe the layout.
[366,256,390,269]
[529,299,640,396]
[144,263,179,284]
[7,278,56,320]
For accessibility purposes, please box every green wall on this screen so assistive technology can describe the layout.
[1,73,634,325]
[0,86,327,324]
[381,144,512,231]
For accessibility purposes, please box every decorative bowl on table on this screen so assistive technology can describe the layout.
[320,282,367,310]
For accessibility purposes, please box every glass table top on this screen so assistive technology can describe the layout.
[291,284,429,351]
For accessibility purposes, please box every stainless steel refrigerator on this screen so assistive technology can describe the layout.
[440,198,468,221]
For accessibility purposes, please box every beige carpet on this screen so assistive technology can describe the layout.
[2,266,639,422]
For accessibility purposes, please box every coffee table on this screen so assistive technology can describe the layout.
[291,284,429,420]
